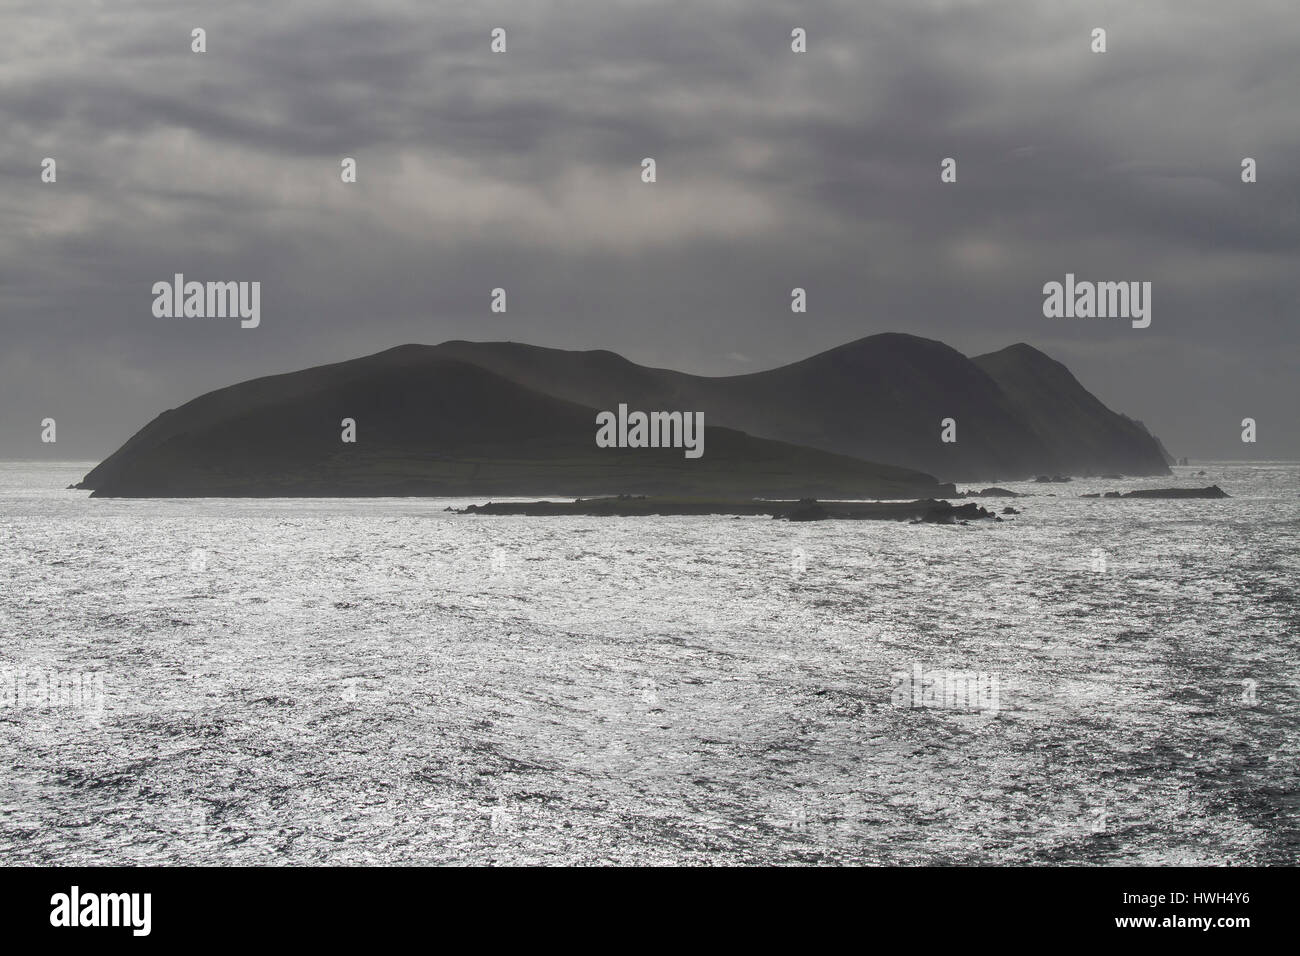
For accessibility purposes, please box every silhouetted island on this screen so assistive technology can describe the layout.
[76,334,1173,498]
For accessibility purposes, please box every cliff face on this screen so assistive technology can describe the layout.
[970,344,1171,477]
[77,349,951,499]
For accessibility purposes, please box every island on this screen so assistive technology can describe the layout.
[75,334,1176,498]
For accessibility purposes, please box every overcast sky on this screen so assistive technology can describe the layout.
[2,0,1297,461]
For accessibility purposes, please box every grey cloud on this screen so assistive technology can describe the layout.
[0,0,1296,462]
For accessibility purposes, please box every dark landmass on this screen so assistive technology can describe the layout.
[456,496,1000,523]
[971,344,1171,478]
[432,334,1171,481]
[959,486,1023,497]
[76,352,951,499]
[78,333,1172,497]
[1080,485,1230,499]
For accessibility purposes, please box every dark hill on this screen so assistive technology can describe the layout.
[971,343,1170,477]
[430,334,1169,480]
[77,349,951,499]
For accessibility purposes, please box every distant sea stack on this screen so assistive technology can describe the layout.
[77,334,1171,498]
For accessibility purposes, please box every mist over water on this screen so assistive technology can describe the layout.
[2,462,1297,864]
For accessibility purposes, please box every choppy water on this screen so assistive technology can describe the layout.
[1,461,1297,865]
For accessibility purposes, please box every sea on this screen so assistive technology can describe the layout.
[1,461,1297,865]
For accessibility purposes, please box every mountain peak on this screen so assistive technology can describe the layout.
[972,344,1166,476]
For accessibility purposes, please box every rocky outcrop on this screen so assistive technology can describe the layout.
[1081,485,1230,499]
